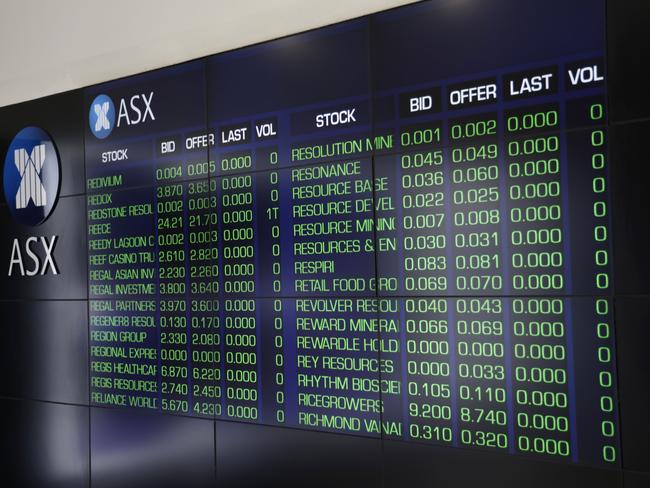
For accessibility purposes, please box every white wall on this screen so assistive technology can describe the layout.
[0,0,418,107]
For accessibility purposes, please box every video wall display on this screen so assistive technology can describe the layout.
[7,0,650,484]
[80,0,621,468]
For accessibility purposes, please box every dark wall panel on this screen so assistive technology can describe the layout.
[615,297,650,473]
[611,121,650,294]
[216,421,381,488]
[0,398,89,488]
[607,0,650,123]
[624,470,650,488]
[91,408,215,488]
[0,300,88,404]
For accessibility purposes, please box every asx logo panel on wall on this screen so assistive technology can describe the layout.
[0,91,87,299]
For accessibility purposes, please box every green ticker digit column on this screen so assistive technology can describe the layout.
[156,173,189,415]
[398,128,447,295]
[220,151,259,422]
[593,298,618,464]
[588,109,610,294]
[403,297,453,445]
[187,178,221,417]
[588,118,618,464]
[511,297,571,460]
[578,99,618,463]
[455,298,508,451]
[504,103,571,459]
[257,145,286,424]
[449,112,501,295]
[505,108,563,295]
[449,112,508,451]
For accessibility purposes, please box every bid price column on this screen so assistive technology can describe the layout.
[155,165,190,415]
[375,87,455,445]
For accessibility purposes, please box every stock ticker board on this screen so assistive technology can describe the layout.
[85,0,619,467]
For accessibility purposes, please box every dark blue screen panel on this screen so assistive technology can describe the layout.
[209,19,370,120]
[207,19,372,175]
[372,0,604,91]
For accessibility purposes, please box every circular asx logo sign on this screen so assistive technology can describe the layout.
[89,93,115,139]
[3,126,60,226]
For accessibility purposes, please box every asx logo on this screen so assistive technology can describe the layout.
[2,127,60,276]
[89,92,155,139]
[3,127,59,225]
